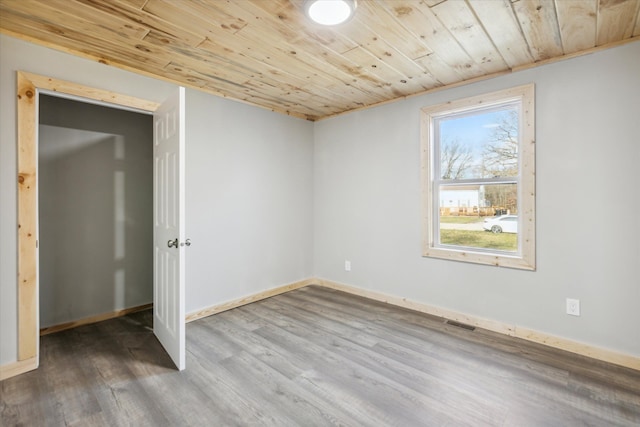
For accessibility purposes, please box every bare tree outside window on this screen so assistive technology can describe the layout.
[482,109,519,213]
[440,137,473,179]
[482,109,519,178]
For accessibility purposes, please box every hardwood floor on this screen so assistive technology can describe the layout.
[2,285,639,426]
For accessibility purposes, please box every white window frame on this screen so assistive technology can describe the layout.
[420,84,535,270]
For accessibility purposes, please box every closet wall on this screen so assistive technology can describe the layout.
[39,95,153,327]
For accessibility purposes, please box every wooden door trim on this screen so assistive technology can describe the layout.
[16,71,159,363]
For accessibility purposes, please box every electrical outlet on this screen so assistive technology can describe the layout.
[566,298,580,316]
[344,260,351,272]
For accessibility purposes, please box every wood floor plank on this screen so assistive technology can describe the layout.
[258,298,502,420]
[259,296,508,424]
[2,285,639,426]
[277,289,575,399]
[247,309,462,424]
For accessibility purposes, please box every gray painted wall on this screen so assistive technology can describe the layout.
[185,89,314,310]
[0,34,314,365]
[313,41,640,357]
[39,94,154,327]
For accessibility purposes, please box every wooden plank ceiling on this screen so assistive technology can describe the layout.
[1,0,639,121]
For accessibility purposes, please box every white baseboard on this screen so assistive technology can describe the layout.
[185,278,315,322]
[0,357,38,381]
[313,278,640,371]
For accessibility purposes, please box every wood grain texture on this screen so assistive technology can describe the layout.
[555,0,598,54]
[17,72,38,361]
[1,0,638,120]
[513,0,565,60]
[597,0,640,45]
[0,357,37,381]
[468,0,534,68]
[21,72,160,111]
[2,286,638,426]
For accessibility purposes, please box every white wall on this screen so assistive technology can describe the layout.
[313,41,640,357]
[0,34,314,365]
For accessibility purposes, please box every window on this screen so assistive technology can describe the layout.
[421,85,535,270]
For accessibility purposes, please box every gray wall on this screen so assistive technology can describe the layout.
[313,41,640,357]
[39,94,154,327]
[185,89,314,310]
[0,34,314,365]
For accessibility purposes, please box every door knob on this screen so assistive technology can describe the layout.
[167,238,178,248]
[181,239,191,247]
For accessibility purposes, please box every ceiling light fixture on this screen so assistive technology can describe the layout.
[304,0,357,26]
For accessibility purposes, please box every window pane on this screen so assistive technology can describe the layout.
[438,183,518,252]
[437,106,519,180]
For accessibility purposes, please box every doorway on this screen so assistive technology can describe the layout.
[15,72,186,375]
[38,94,153,332]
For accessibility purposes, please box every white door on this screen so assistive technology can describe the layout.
[153,87,186,370]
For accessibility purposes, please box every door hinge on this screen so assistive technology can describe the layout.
[36,239,39,249]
